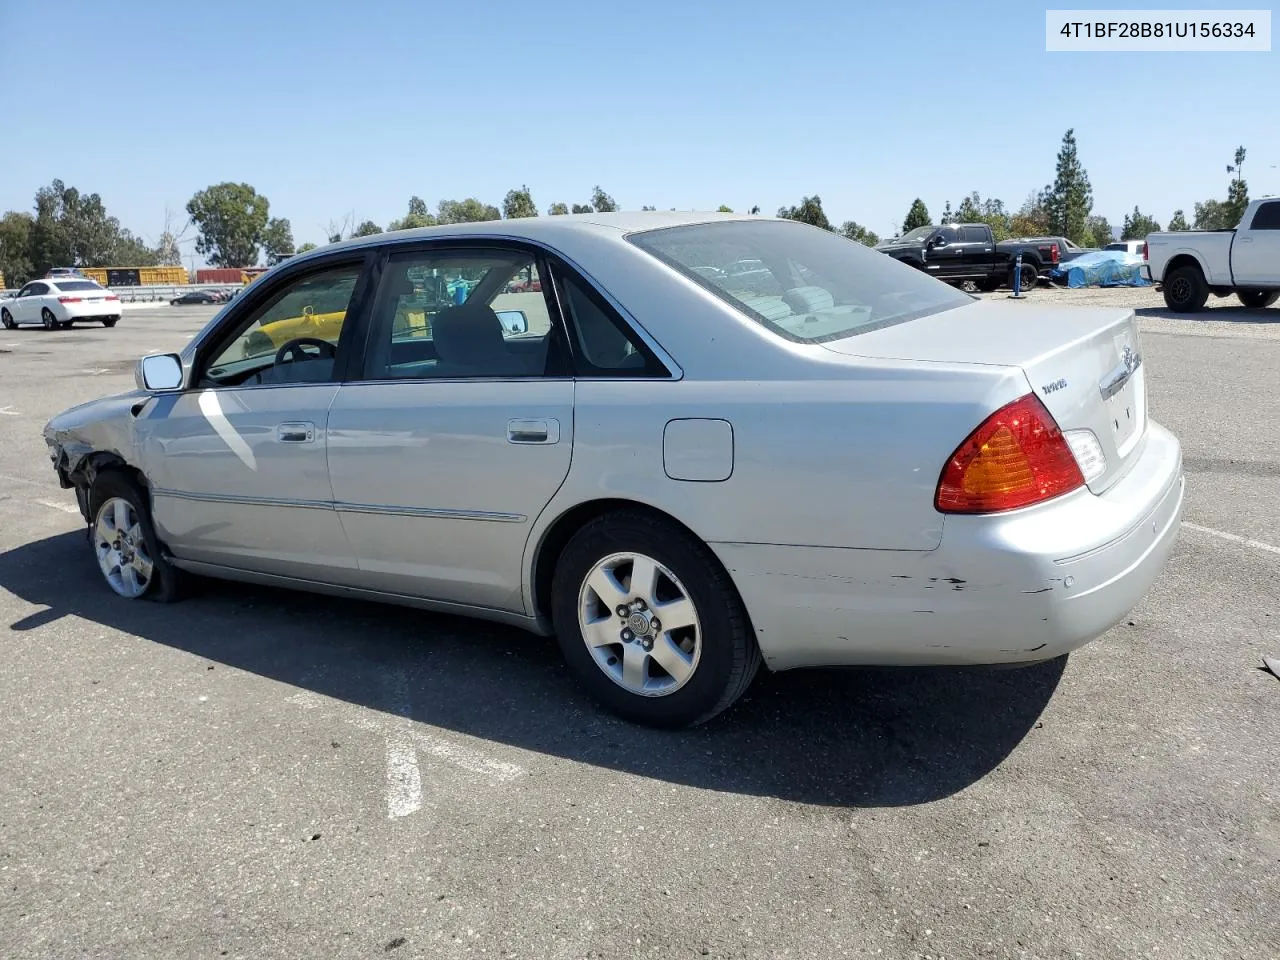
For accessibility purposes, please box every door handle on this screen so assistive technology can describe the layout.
[277,421,316,443]
[1237,236,1253,243]
[507,418,559,444]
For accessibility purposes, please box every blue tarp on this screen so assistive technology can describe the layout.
[1051,250,1151,288]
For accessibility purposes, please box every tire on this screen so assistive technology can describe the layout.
[1009,262,1038,292]
[1163,264,1209,312]
[550,510,761,728]
[41,308,57,330]
[103,317,118,327]
[1238,290,1279,309]
[88,471,189,603]
[1,308,14,329]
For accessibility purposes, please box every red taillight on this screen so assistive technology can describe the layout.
[1142,242,1148,260]
[1050,243,1060,264]
[935,393,1085,514]
[57,296,82,303]
[105,294,119,301]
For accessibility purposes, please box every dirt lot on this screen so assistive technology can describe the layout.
[1,293,1277,959]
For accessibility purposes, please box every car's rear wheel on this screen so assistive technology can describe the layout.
[550,510,760,728]
[1009,262,1037,291]
[1,308,14,329]
[41,308,57,330]
[1163,265,1209,312]
[103,317,118,327]
[1238,290,1279,309]
[89,471,188,603]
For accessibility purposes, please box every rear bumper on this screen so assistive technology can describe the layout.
[62,302,121,321]
[713,421,1185,670]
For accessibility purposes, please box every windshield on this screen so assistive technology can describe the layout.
[896,227,935,242]
[628,219,972,343]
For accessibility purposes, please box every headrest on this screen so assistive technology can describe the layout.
[431,303,509,365]
[782,285,835,314]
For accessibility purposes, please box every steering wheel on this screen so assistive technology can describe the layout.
[275,337,337,365]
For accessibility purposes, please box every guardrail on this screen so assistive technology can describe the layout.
[0,283,237,302]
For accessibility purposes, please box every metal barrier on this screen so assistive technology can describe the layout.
[0,283,236,302]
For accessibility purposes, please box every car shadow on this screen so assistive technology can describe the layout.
[1135,304,1280,324]
[1,531,1065,809]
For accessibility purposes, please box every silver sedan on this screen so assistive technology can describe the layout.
[43,212,1184,727]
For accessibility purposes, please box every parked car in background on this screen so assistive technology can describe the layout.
[45,266,86,280]
[1142,197,1280,311]
[170,290,223,306]
[876,224,1079,291]
[2,278,121,329]
[1105,240,1146,257]
[43,212,1183,728]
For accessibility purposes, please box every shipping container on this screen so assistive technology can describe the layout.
[138,265,189,285]
[196,268,246,284]
[107,269,141,286]
[78,268,110,286]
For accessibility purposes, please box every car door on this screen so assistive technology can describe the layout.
[923,227,962,279]
[15,282,47,322]
[325,243,577,612]
[957,226,994,277]
[135,254,374,583]
[1232,200,1280,286]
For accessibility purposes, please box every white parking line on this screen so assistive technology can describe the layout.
[35,498,81,515]
[0,406,19,416]
[1182,521,1280,556]
[287,687,523,819]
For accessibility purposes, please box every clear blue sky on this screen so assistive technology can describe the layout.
[3,0,1277,258]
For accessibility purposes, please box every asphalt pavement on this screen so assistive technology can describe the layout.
[1,296,1277,959]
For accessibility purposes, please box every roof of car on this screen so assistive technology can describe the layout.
[299,210,768,262]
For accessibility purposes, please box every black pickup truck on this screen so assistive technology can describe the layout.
[875,223,1081,291]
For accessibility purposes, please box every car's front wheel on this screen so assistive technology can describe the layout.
[1,308,14,329]
[89,471,188,602]
[551,510,761,728]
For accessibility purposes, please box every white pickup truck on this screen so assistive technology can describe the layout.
[1143,196,1280,312]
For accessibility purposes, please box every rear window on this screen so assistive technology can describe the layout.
[52,280,102,292]
[627,219,973,343]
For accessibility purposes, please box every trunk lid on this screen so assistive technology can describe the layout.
[821,298,1147,493]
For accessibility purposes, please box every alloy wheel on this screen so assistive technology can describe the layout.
[577,551,702,697]
[94,497,155,598]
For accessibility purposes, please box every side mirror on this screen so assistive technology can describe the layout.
[495,309,530,335]
[929,235,945,248]
[138,353,184,392]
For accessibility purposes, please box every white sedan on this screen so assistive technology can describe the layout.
[42,212,1184,727]
[1,277,122,330]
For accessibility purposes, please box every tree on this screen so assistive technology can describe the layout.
[352,220,383,237]
[1086,215,1114,246]
[955,193,982,223]
[30,180,114,270]
[1046,129,1093,244]
[1193,199,1233,230]
[548,202,569,216]
[1009,187,1052,237]
[0,211,35,287]
[297,242,319,254]
[186,182,270,267]
[388,196,436,231]
[749,206,760,215]
[1121,206,1161,241]
[1225,145,1249,226]
[840,221,879,246]
[717,204,733,213]
[502,186,538,220]
[776,195,833,231]
[437,198,501,223]
[111,230,160,266]
[1168,209,1189,231]
[902,198,931,233]
[570,204,592,214]
[153,231,182,265]
[939,200,956,225]
[262,217,295,264]
[641,205,657,211]
[590,186,617,213]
